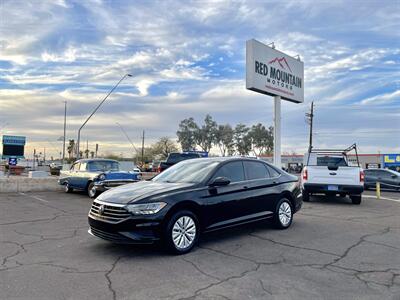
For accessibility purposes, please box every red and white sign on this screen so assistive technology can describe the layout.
[246,39,304,103]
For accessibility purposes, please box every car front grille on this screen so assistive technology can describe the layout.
[89,200,131,224]
[89,226,134,243]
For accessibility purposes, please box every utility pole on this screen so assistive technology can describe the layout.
[62,101,67,166]
[86,139,89,158]
[95,144,99,158]
[305,101,314,152]
[33,149,36,170]
[141,130,145,166]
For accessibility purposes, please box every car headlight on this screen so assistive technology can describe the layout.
[125,202,167,215]
[98,174,106,181]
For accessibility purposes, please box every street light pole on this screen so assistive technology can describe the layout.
[62,101,67,166]
[76,74,132,159]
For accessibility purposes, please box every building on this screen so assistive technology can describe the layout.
[259,153,400,172]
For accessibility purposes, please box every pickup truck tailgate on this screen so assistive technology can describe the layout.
[308,166,361,186]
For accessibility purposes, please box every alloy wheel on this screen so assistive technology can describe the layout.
[88,183,97,198]
[172,216,196,250]
[278,201,292,227]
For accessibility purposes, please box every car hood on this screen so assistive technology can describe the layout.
[96,180,195,204]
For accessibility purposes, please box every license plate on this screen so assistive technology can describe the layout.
[328,185,338,191]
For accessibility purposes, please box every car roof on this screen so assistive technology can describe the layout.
[75,158,118,163]
[185,156,264,163]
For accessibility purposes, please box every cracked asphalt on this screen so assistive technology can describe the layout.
[1,190,399,300]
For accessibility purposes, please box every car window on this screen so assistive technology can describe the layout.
[244,161,270,180]
[87,161,119,172]
[379,170,392,179]
[365,170,377,176]
[168,153,200,164]
[266,165,281,177]
[317,156,348,167]
[71,163,80,171]
[211,161,245,183]
[79,162,87,171]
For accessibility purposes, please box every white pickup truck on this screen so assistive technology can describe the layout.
[301,145,364,204]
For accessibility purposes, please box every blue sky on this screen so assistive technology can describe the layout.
[0,0,399,158]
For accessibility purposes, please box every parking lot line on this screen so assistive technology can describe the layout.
[363,194,400,203]
[19,192,50,203]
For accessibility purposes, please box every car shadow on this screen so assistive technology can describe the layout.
[309,194,353,205]
[87,219,275,258]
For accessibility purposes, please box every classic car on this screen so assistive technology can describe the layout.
[58,159,141,198]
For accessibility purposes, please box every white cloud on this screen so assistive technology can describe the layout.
[360,90,400,105]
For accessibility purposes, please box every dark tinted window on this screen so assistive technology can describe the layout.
[244,161,270,180]
[87,161,119,171]
[266,165,281,177]
[379,170,392,179]
[317,156,348,167]
[167,153,200,164]
[364,169,377,176]
[212,161,245,183]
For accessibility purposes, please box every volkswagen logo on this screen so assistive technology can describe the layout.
[98,204,105,215]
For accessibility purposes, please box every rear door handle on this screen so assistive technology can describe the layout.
[243,186,248,189]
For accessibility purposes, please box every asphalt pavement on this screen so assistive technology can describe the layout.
[0,190,399,300]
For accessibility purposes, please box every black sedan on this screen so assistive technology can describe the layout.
[364,169,400,191]
[88,157,302,254]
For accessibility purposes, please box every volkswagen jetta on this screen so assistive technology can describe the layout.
[88,157,302,254]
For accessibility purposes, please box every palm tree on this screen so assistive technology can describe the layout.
[67,139,75,160]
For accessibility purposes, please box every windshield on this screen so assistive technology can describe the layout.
[87,161,119,172]
[153,159,219,183]
[317,156,348,167]
[167,153,200,164]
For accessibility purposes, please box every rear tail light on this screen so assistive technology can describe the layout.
[157,166,162,173]
[302,167,308,181]
[360,170,365,182]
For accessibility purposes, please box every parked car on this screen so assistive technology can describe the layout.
[88,157,302,254]
[364,169,400,191]
[158,152,202,172]
[58,159,141,198]
[151,160,161,172]
[301,144,364,204]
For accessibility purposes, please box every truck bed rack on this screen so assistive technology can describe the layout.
[307,144,360,167]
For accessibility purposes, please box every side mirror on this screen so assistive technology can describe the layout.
[392,174,397,178]
[209,176,231,187]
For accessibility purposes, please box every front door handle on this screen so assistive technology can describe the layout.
[243,186,248,189]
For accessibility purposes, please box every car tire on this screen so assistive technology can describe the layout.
[87,182,98,198]
[164,210,199,255]
[64,182,73,193]
[273,198,293,229]
[350,195,362,205]
[302,190,310,202]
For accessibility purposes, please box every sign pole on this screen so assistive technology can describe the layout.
[274,95,281,169]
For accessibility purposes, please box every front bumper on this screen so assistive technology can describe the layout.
[88,212,164,244]
[94,180,139,192]
[303,183,364,195]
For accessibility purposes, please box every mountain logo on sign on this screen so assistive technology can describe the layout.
[268,57,292,73]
